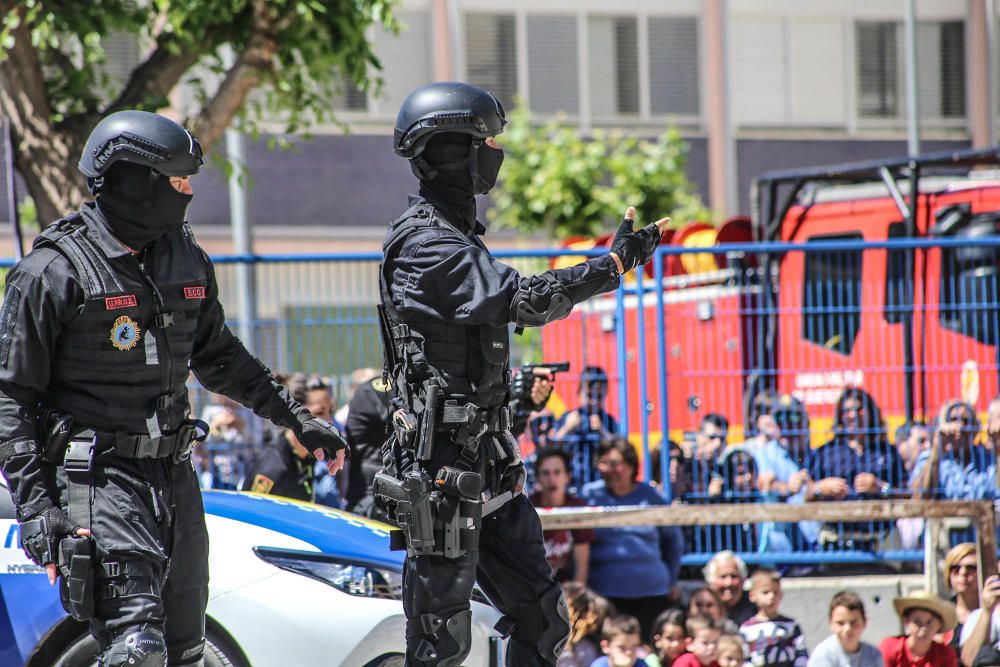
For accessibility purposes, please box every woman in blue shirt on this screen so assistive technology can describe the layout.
[581,436,684,642]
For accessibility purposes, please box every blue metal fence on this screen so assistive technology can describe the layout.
[2,235,997,566]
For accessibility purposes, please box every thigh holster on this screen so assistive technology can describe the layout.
[377,467,482,559]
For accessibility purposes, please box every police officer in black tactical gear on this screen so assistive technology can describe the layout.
[375,81,669,667]
[0,110,347,667]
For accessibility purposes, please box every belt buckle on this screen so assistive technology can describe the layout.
[64,438,95,474]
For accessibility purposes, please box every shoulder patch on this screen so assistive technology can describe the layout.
[251,474,275,494]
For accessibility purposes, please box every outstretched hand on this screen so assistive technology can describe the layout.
[609,207,671,273]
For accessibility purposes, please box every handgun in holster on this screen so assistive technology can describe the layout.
[37,409,74,464]
[58,535,95,621]
[373,469,436,553]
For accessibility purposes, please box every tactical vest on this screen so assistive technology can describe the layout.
[35,208,208,436]
[379,204,511,409]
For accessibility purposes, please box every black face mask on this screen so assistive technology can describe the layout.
[471,141,504,195]
[97,164,192,250]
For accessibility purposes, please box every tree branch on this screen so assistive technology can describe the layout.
[187,0,283,150]
[104,34,203,115]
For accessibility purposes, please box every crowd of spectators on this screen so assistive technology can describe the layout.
[190,363,1000,665]
[555,549,984,667]
[527,369,997,558]
[191,366,381,510]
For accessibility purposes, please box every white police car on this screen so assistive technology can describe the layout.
[0,485,503,666]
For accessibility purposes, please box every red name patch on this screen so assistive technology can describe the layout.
[105,295,137,310]
[184,286,206,300]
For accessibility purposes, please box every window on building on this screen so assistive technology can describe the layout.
[98,32,140,101]
[331,78,368,112]
[857,22,900,118]
[373,11,433,116]
[918,21,965,119]
[648,16,700,116]
[732,17,787,125]
[857,20,966,120]
[588,16,639,117]
[527,15,579,115]
[802,233,863,355]
[465,13,518,111]
[788,19,847,125]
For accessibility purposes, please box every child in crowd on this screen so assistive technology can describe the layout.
[591,614,649,667]
[715,634,746,667]
[807,591,882,667]
[738,569,808,666]
[646,609,688,667]
[559,582,609,667]
[688,586,740,635]
[878,591,957,667]
[672,615,722,667]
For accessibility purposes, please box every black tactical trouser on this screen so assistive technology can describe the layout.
[62,455,209,665]
[403,492,566,666]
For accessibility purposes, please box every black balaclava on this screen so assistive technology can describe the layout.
[417,132,503,233]
[96,161,193,250]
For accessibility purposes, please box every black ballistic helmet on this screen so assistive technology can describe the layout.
[394,81,506,161]
[79,110,203,184]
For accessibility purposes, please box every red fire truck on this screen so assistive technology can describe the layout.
[542,147,1000,456]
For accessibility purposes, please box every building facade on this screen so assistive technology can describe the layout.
[1,0,993,251]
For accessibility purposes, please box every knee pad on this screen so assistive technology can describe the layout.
[537,584,571,663]
[406,608,472,666]
[495,583,570,665]
[100,625,166,667]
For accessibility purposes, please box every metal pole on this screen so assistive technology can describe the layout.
[4,123,24,260]
[904,0,921,156]
[223,47,257,354]
[987,0,998,147]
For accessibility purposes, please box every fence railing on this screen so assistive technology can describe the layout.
[3,235,998,565]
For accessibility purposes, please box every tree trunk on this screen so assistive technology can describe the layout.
[11,125,90,226]
[0,2,91,226]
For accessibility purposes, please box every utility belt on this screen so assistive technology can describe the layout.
[38,409,209,466]
[437,399,511,442]
[29,412,206,622]
[374,383,523,559]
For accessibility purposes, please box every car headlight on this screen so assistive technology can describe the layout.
[255,547,403,600]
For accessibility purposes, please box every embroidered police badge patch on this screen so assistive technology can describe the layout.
[250,474,275,494]
[110,315,141,351]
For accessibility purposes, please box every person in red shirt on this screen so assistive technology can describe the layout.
[672,616,721,667]
[529,447,595,584]
[879,591,958,667]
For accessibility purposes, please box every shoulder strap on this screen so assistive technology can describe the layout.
[35,211,124,299]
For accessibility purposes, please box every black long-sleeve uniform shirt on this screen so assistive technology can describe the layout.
[385,197,621,331]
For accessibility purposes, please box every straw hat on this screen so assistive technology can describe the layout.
[893,591,958,632]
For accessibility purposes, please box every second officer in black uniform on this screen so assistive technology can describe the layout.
[375,82,669,666]
[0,110,347,667]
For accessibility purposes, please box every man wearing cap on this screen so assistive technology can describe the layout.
[0,111,347,666]
[879,590,958,666]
